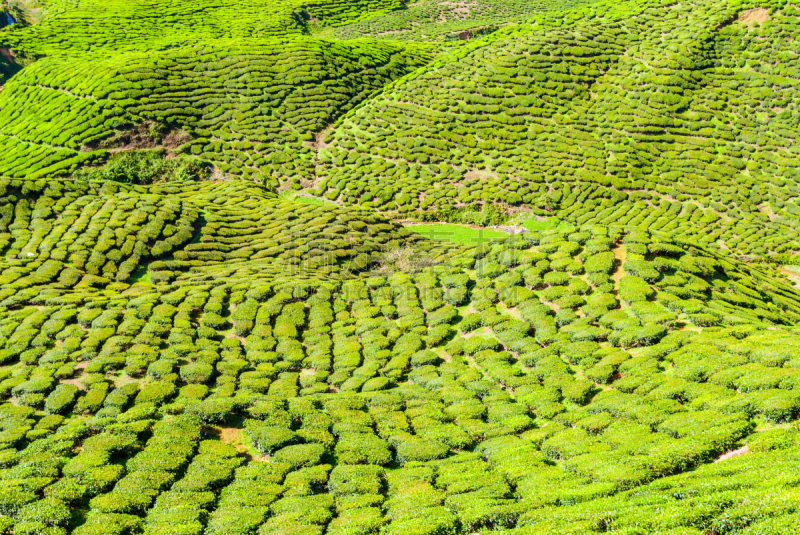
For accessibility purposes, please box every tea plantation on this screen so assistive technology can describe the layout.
[319,0,800,257]
[2,0,800,532]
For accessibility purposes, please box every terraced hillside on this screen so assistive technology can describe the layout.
[0,0,407,54]
[317,0,800,256]
[0,39,429,186]
[2,0,800,532]
[4,211,800,534]
[329,0,603,41]
[0,178,456,294]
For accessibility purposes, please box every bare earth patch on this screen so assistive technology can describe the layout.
[211,424,268,462]
[84,122,191,155]
[62,361,89,390]
[162,129,192,150]
[738,7,769,26]
[715,444,750,462]
[464,169,498,181]
[611,243,626,292]
[757,202,776,221]
[776,266,800,288]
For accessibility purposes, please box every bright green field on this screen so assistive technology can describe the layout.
[405,223,508,244]
[521,217,561,231]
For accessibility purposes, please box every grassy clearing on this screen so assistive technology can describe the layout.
[522,217,561,231]
[280,191,338,206]
[404,223,507,244]
[128,266,151,285]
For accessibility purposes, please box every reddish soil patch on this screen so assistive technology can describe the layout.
[775,266,800,287]
[611,243,626,293]
[739,7,769,26]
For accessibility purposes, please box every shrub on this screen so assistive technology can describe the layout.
[335,432,392,466]
[328,464,384,496]
[73,151,210,185]
[272,443,327,469]
[44,384,79,415]
[180,362,214,384]
[187,397,234,423]
[246,422,299,455]
[395,437,449,465]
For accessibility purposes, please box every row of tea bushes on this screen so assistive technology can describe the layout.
[332,0,593,41]
[0,179,463,304]
[495,427,800,534]
[0,179,198,300]
[155,180,460,285]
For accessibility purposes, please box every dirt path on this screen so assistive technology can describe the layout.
[775,266,800,287]
[715,444,749,462]
[209,423,267,462]
[611,243,626,293]
[62,361,88,390]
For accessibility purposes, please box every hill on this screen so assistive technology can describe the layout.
[316,0,800,256]
[2,0,800,532]
[0,38,429,186]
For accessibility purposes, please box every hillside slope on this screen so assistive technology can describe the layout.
[2,0,800,532]
[316,0,800,256]
[0,178,456,304]
[3,218,800,533]
[0,38,429,186]
[0,0,405,54]
[330,0,603,41]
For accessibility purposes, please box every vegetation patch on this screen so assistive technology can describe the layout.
[73,151,210,185]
